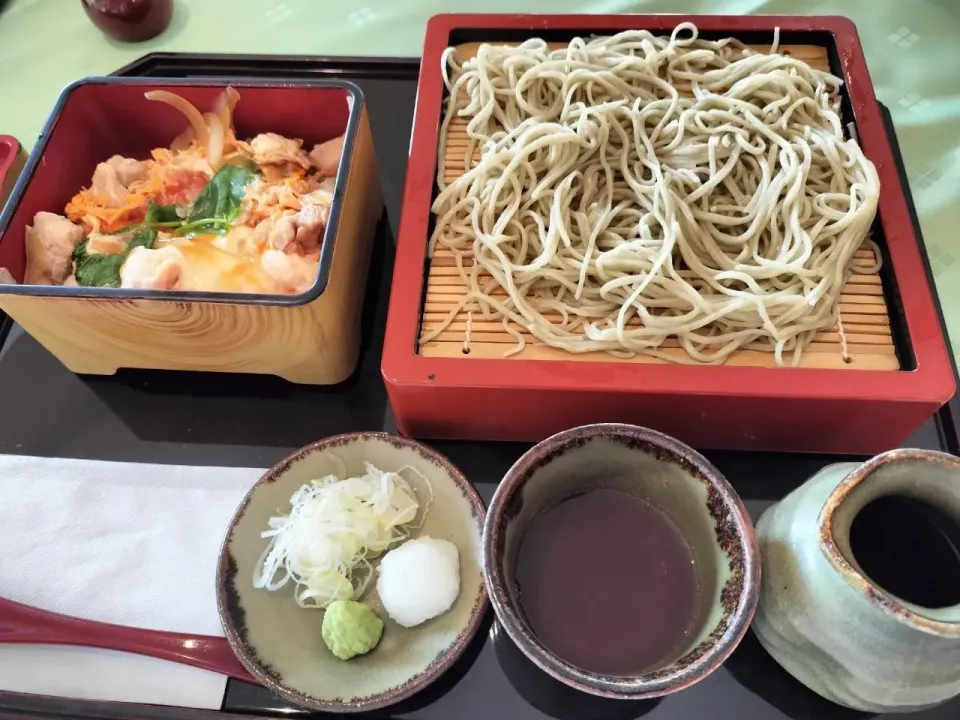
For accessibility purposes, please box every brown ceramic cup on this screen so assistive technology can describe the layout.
[81,0,173,42]
[483,423,760,699]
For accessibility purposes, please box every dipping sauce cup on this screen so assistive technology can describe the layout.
[483,423,760,699]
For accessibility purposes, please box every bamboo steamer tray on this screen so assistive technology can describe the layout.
[422,249,894,370]
[382,14,956,453]
[426,39,894,370]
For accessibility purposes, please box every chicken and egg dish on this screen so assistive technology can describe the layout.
[15,87,344,295]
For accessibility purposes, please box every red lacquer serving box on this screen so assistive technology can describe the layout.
[381,13,955,454]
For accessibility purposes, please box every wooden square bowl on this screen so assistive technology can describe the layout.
[0,78,381,384]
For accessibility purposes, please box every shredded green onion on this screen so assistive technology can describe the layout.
[252,453,433,609]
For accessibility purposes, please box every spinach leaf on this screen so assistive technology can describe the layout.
[146,201,182,225]
[73,244,124,288]
[107,203,182,236]
[73,227,158,288]
[127,227,158,253]
[185,163,259,232]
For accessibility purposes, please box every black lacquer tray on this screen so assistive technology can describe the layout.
[0,53,958,720]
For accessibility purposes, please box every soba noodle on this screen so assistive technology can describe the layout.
[426,23,881,365]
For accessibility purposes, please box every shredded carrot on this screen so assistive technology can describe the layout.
[65,160,168,233]
[66,190,148,232]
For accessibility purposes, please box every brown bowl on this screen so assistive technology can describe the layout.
[482,423,760,699]
[80,0,173,42]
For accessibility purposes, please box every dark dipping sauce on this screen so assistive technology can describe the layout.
[515,489,701,676]
[850,494,960,608]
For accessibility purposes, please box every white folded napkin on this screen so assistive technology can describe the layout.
[0,455,266,709]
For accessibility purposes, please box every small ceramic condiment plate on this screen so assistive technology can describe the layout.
[216,432,488,713]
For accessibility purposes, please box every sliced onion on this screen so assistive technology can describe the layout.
[215,86,240,137]
[145,90,209,149]
[204,113,225,171]
[170,126,194,151]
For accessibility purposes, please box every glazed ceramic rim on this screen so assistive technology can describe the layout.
[216,431,490,713]
[482,423,760,699]
[818,447,960,638]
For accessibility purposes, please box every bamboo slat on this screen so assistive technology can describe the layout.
[421,41,898,371]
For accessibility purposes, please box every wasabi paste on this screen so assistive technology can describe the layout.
[321,600,384,660]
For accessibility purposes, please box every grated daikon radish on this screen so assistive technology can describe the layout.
[252,454,433,609]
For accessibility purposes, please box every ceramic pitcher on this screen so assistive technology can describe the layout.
[754,448,960,714]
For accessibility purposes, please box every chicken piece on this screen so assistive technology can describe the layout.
[152,148,214,178]
[241,176,300,220]
[63,274,78,286]
[106,155,146,186]
[86,232,127,255]
[91,155,146,208]
[248,133,311,170]
[309,136,344,177]
[265,199,330,255]
[302,188,333,206]
[304,174,337,195]
[120,245,184,290]
[293,202,328,252]
[24,212,84,285]
[0,268,16,284]
[266,213,296,253]
[171,154,213,178]
[260,164,291,183]
[295,190,333,251]
[91,164,127,207]
[261,249,318,294]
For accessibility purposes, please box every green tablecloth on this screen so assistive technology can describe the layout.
[2,0,958,366]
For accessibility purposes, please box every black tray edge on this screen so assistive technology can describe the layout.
[0,51,958,720]
[878,104,960,455]
[112,52,421,79]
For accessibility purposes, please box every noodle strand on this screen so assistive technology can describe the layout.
[428,24,880,366]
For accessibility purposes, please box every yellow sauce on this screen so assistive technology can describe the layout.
[155,233,281,294]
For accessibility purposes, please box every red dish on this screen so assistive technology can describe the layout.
[0,135,26,211]
[382,13,956,454]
